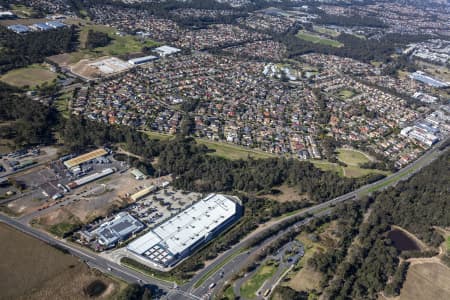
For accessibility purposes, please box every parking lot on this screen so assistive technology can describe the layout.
[124,187,202,227]
[0,146,59,177]
[1,151,127,216]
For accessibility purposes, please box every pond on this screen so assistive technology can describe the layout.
[388,229,420,252]
[84,280,107,297]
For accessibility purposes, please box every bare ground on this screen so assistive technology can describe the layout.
[399,262,450,300]
[0,223,124,300]
[260,185,309,203]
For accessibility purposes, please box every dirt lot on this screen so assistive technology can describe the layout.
[260,185,309,203]
[288,266,323,292]
[285,222,339,292]
[34,171,171,229]
[69,57,132,80]
[70,58,104,80]
[0,223,125,300]
[399,262,450,300]
[47,53,79,67]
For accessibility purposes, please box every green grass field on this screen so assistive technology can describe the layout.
[370,61,382,67]
[337,148,372,166]
[80,24,159,56]
[240,263,278,299]
[48,222,80,238]
[310,156,389,178]
[10,4,35,17]
[140,133,385,178]
[337,89,356,100]
[446,236,450,251]
[296,31,343,48]
[309,160,344,176]
[343,165,388,178]
[0,64,57,87]
[362,161,422,196]
[196,139,275,160]
[141,130,173,141]
[61,24,159,64]
[193,250,243,288]
[120,258,185,284]
[312,25,340,37]
[55,91,73,119]
[223,285,235,299]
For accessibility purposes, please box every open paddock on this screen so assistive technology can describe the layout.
[399,262,450,300]
[296,30,343,48]
[197,139,275,160]
[0,223,125,299]
[0,64,57,87]
[337,148,373,166]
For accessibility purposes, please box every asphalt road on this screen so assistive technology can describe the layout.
[0,137,447,299]
[184,137,448,296]
[0,214,198,300]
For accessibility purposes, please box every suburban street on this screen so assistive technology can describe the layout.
[0,137,447,299]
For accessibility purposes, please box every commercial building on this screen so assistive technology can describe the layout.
[87,212,144,248]
[0,11,16,19]
[31,23,52,31]
[64,148,108,169]
[401,125,439,147]
[7,24,29,34]
[413,92,437,104]
[409,71,448,88]
[128,55,158,65]
[45,21,66,29]
[127,193,242,268]
[153,45,181,57]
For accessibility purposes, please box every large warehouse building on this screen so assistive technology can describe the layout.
[63,148,108,169]
[127,194,242,268]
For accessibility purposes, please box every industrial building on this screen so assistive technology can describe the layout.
[127,194,242,268]
[67,168,115,189]
[131,168,147,180]
[128,55,158,65]
[64,148,108,169]
[153,45,181,57]
[130,185,156,201]
[85,212,144,248]
[409,71,448,88]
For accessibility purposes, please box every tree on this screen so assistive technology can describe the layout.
[85,30,111,49]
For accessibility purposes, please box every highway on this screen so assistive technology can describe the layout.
[182,137,448,296]
[0,137,447,299]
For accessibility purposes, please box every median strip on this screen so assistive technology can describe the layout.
[193,249,245,289]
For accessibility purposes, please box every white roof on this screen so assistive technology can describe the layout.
[127,194,237,256]
[153,45,180,55]
[128,55,158,64]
